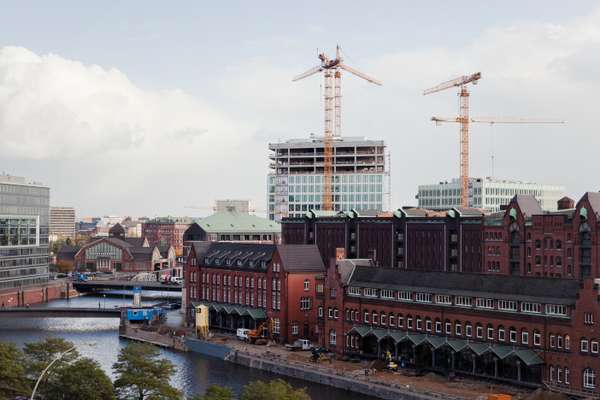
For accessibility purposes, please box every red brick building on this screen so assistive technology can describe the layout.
[184,242,324,343]
[318,258,600,395]
[142,218,191,256]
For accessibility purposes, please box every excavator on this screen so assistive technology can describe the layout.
[247,320,269,345]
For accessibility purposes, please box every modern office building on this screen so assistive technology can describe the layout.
[267,136,388,221]
[49,206,75,241]
[0,174,50,291]
[417,177,565,212]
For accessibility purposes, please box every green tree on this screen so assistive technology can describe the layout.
[0,342,30,398]
[191,385,234,400]
[48,358,115,400]
[24,338,79,381]
[113,342,181,400]
[240,379,310,400]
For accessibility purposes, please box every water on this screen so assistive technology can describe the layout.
[0,295,376,400]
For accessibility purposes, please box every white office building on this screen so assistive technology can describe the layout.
[267,136,389,221]
[417,177,565,212]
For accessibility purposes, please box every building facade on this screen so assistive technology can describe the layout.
[49,206,75,241]
[282,207,484,272]
[183,211,281,244]
[267,136,388,221]
[0,174,50,292]
[215,199,250,213]
[142,217,192,256]
[318,258,600,396]
[184,242,324,343]
[417,177,564,212]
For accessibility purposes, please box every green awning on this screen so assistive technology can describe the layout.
[513,349,544,366]
[193,302,267,320]
[446,339,468,352]
[384,330,407,342]
[425,335,447,349]
[348,326,371,337]
[246,308,267,320]
[407,333,426,346]
[365,327,388,340]
[491,345,514,359]
[468,342,491,356]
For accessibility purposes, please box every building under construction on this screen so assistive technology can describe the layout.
[267,135,388,221]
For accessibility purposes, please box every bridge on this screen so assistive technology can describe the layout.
[73,280,182,293]
[0,307,122,318]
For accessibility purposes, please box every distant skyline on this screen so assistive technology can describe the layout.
[0,1,599,216]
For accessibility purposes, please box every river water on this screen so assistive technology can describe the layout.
[0,295,376,400]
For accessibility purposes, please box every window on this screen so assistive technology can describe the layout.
[303,280,310,291]
[565,368,570,385]
[364,288,377,297]
[416,318,422,330]
[557,335,563,349]
[329,329,336,345]
[435,320,442,334]
[316,283,324,293]
[300,297,311,310]
[521,302,541,314]
[415,293,432,303]
[446,321,452,335]
[398,316,404,328]
[488,327,494,340]
[545,304,567,316]
[476,298,494,309]
[592,341,599,354]
[389,313,395,326]
[498,300,517,312]
[406,317,413,329]
[318,306,323,318]
[334,308,339,319]
[557,367,562,383]
[435,295,451,305]
[550,335,556,348]
[581,338,589,353]
[372,312,378,324]
[498,327,505,341]
[380,313,386,325]
[584,368,596,389]
[348,286,361,296]
[398,291,412,301]
[381,289,394,299]
[292,323,299,335]
[455,296,473,307]
[364,311,369,323]
[426,319,432,332]
[585,313,594,325]
[273,318,280,334]
[522,331,529,345]
[330,288,337,298]
[509,329,517,343]
[476,325,483,339]
[565,335,571,350]
[328,308,333,319]
[550,365,555,382]
[534,331,541,346]
[455,323,462,336]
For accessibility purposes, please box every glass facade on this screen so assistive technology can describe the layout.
[0,178,50,290]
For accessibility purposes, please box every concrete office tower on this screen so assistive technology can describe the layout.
[267,136,388,221]
[49,207,76,241]
[0,174,50,291]
[215,199,250,213]
[417,177,565,212]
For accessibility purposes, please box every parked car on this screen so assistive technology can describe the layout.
[236,328,251,341]
[285,339,313,351]
[170,276,183,285]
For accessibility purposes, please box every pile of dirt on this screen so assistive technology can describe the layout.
[524,388,569,400]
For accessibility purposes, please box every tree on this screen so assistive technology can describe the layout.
[24,338,114,400]
[47,358,115,400]
[113,342,181,400]
[191,385,234,400]
[0,342,30,398]
[240,379,310,400]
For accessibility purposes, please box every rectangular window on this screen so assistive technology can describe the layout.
[592,341,599,354]
[581,339,589,353]
[534,332,541,346]
[585,313,594,325]
[416,318,422,331]
[476,326,483,339]
[476,298,494,309]
[498,300,517,312]
[415,293,432,303]
[466,325,472,337]
[522,331,529,345]
[407,318,413,329]
[348,286,361,296]
[455,296,473,307]
[318,307,323,317]
[435,321,442,334]
[398,291,412,301]
[545,304,567,316]
[381,289,394,299]
[435,295,451,305]
[521,302,541,314]
[488,327,494,340]
[364,311,369,323]
[455,324,462,336]
[446,322,452,335]
[363,288,377,297]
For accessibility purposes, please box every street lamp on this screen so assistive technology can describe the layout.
[30,342,96,400]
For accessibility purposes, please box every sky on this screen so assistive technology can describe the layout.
[0,1,599,217]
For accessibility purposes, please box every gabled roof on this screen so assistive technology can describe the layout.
[583,192,600,218]
[512,194,542,218]
[347,265,580,304]
[197,211,280,234]
[277,245,324,272]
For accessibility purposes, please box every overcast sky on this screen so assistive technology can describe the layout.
[0,1,598,218]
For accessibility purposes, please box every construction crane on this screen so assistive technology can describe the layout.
[424,72,481,208]
[429,115,565,205]
[293,45,382,211]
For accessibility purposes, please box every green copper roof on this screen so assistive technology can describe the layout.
[198,211,280,234]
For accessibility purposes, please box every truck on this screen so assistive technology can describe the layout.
[285,339,313,351]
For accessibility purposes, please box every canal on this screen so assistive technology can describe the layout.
[0,294,376,400]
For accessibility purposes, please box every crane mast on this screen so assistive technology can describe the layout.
[293,46,381,211]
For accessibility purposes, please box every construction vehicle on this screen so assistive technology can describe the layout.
[384,350,398,372]
[247,320,269,345]
[310,347,332,363]
[293,45,381,211]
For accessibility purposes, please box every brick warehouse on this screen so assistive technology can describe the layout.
[184,242,324,343]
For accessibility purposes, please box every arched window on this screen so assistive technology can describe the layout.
[498,325,505,341]
[380,312,386,325]
[435,318,442,334]
[509,327,517,343]
[445,319,452,335]
[455,320,463,336]
[521,329,529,345]
[487,324,494,340]
[372,311,378,325]
[389,312,395,327]
[426,317,432,332]
[465,321,473,337]
[345,308,350,320]
[583,368,596,389]
[533,330,541,346]
[476,323,483,339]
[363,309,369,323]
[565,335,571,350]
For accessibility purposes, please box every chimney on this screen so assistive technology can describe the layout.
[557,197,574,210]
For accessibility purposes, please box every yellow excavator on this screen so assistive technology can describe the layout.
[247,320,269,345]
